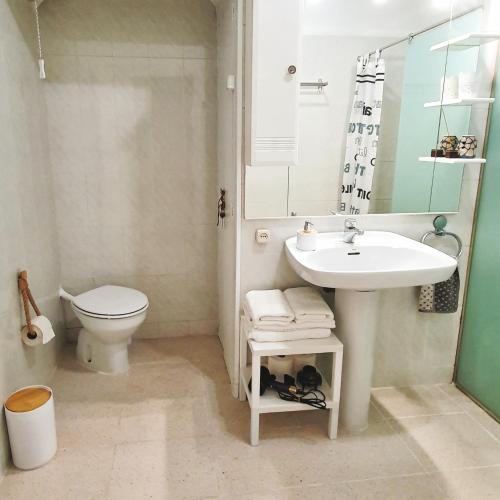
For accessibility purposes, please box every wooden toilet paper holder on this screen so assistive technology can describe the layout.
[18,270,42,340]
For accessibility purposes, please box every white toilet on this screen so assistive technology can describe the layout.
[60,285,149,374]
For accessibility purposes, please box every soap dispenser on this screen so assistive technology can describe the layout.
[296,220,317,251]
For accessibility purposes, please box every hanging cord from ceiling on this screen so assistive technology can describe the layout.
[32,0,46,79]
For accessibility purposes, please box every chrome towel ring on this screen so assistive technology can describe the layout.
[420,215,463,259]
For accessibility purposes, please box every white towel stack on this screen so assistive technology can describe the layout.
[243,287,335,342]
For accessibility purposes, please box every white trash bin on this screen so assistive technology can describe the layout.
[4,385,57,470]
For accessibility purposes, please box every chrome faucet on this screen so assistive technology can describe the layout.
[343,218,364,243]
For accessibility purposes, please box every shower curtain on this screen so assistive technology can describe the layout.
[340,56,385,215]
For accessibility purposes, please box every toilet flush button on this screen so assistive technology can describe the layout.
[255,229,271,244]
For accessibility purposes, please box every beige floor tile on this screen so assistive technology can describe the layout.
[322,475,445,500]
[0,445,114,500]
[128,338,189,365]
[118,396,213,442]
[54,401,124,449]
[126,362,211,400]
[372,385,462,419]
[390,413,500,471]
[214,421,424,496]
[51,365,132,405]
[57,412,122,449]
[437,384,500,442]
[128,336,226,368]
[253,474,445,500]
[218,493,291,500]
[108,439,220,500]
[139,336,224,366]
[433,465,500,499]
[204,389,251,437]
[4,338,496,500]
[293,401,385,434]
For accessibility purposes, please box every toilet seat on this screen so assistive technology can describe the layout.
[72,285,149,320]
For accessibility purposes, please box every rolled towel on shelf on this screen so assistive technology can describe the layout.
[284,287,335,326]
[243,289,295,326]
[243,318,331,342]
[268,355,294,379]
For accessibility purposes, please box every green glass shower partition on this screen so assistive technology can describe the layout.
[455,57,500,420]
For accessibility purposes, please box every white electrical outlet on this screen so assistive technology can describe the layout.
[255,229,271,244]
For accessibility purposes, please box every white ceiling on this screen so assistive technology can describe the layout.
[303,0,484,37]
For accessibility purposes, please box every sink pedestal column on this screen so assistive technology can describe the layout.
[334,289,379,433]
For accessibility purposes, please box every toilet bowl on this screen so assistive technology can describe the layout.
[60,285,149,374]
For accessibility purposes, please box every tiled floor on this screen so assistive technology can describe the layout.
[1,336,499,499]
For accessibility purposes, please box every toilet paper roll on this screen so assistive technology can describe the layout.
[268,356,294,380]
[21,316,55,347]
[293,353,316,374]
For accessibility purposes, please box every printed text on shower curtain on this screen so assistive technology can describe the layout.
[340,58,385,215]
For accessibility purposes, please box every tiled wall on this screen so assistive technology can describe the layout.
[39,0,218,338]
[240,159,480,386]
[0,0,64,476]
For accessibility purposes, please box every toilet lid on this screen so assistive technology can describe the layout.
[73,286,149,317]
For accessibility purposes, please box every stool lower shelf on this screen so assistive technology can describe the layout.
[241,365,334,413]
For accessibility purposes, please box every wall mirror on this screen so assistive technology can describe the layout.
[245,0,493,218]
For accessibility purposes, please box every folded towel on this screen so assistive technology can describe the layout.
[243,318,331,342]
[244,289,294,325]
[284,287,335,324]
[253,320,335,331]
[419,269,460,313]
[244,304,335,331]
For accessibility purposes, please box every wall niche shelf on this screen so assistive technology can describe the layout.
[419,157,486,165]
[430,32,500,52]
[424,97,495,108]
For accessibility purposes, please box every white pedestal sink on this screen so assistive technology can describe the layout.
[285,231,457,432]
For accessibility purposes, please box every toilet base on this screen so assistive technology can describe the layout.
[76,329,129,374]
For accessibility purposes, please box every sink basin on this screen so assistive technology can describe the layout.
[285,231,457,290]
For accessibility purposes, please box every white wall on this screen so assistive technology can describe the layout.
[216,0,243,395]
[39,0,219,339]
[0,0,64,477]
